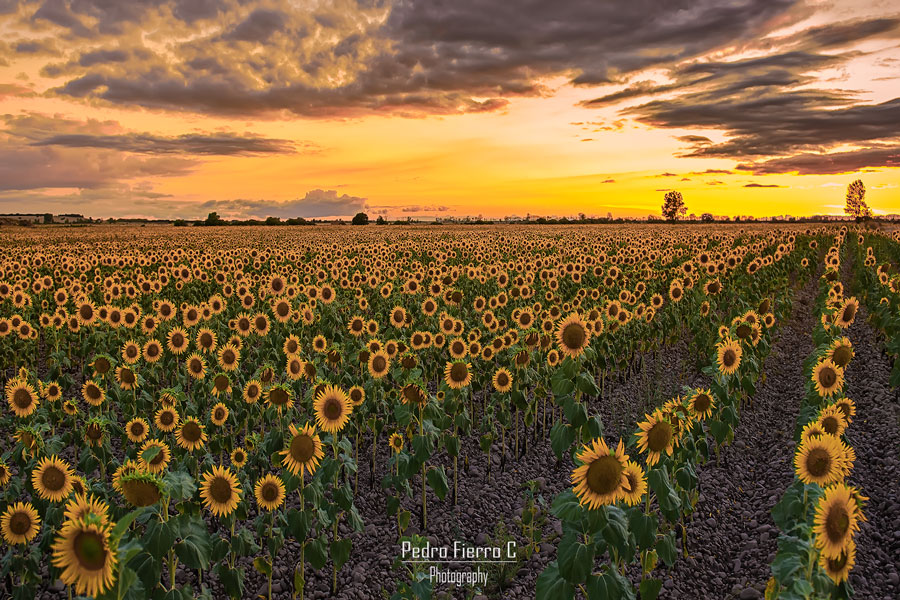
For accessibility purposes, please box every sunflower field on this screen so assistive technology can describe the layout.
[0,223,894,600]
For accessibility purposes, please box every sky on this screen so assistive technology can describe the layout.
[0,0,898,220]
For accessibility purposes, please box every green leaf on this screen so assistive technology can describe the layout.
[576,372,600,397]
[141,445,161,464]
[143,519,176,559]
[557,532,593,584]
[331,538,352,570]
[551,372,575,398]
[163,471,197,502]
[629,510,657,551]
[640,578,662,600]
[444,435,460,457]
[111,508,145,542]
[550,421,575,460]
[128,551,161,594]
[536,562,575,600]
[174,515,211,570]
[215,564,244,599]
[412,434,434,461]
[550,490,583,522]
[398,510,411,533]
[656,532,677,567]
[253,557,272,576]
[426,466,449,501]
[306,536,328,570]
[286,509,310,542]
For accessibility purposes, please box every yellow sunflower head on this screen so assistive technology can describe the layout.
[571,438,629,509]
[314,385,352,433]
[280,423,324,477]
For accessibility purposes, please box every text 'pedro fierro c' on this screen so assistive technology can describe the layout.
[400,539,518,562]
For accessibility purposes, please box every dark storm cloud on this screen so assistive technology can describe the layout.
[737,146,900,175]
[12,37,59,54]
[198,189,368,219]
[32,132,301,155]
[3,0,799,117]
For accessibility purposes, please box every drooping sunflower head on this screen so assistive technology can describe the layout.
[1,502,41,545]
[51,514,118,598]
[637,410,675,466]
[0,460,11,486]
[176,418,208,452]
[556,313,590,358]
[120,472,164,507]
[444,361,473,390]
[812,358,844,398]
[401,383,428,406]
[254,474,286,511]
[265,384,295,412]
[819,539,855,584]
[571,438,629,509]
[834,298,859,328]
[314,385,352,433]
[280,423,324,476]
[813,483,861,559]
[32,455,74,502]
[199,465,242,518]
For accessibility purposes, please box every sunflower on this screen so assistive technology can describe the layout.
[817,404,848,437]
[571,438,630,509]
[42,381,62,401]
[812,359,844,398]
[199,465,242,517]
[813,483,861,559]
[688,389,715,420]
[255,474,286,511]
[121,340,141,365]
[280,423,324,476]
[176,417,208,452]
[492,367,513,393]
[314,385,352,433]
[0,460,10,486]
[243,380,263,404]
[827,337,854,369]
[820,538,855,584]
[794,434,845,486]
[112,460,143,493]
[348,385,365,407]
[636,410,675,466]
[82,381,106,406]
[210,402,229,426]
[621,461,647,506]
[125,418,149,443]
[120,472,164,507]
[230,447,247,468]
[832,397,856,423]
[834,297,859,328]
[166,327,190,355]
[139,440,172,474]
[444,361,473,389]
[63,493,110,524]
[389,432,404,453]
[154,406,179,432]
[1,502,40,545]
[716,338,742,376]
[7,380,39,417]
[367,350,391,379]
[51,514,118,597]
[217,344,240,371]
[556,313,590,358]
[32,455,74,501]
[186,353,206,380]
[312,334,327,353]
[265,384,295,412]
[286,356,305,380]
[142,340,163,363]
[800,422,827,445]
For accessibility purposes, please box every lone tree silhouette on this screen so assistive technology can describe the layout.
[844,179,871,220]
[352,212,369,225]
[661,190,687,221]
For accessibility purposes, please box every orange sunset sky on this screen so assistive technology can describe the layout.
[0,0,898,220]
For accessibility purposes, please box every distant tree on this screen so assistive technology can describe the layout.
[376,215,387,225]
[43,213,53,224]
[173,219,188,227]
[265,216,281,225]
[352,212,369,225]
[844,179,871,220]
[607,212,613,220]
[578,212,587,221]
[661,191,687,221]
[203,211,225,226]
[701,212,714,222]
